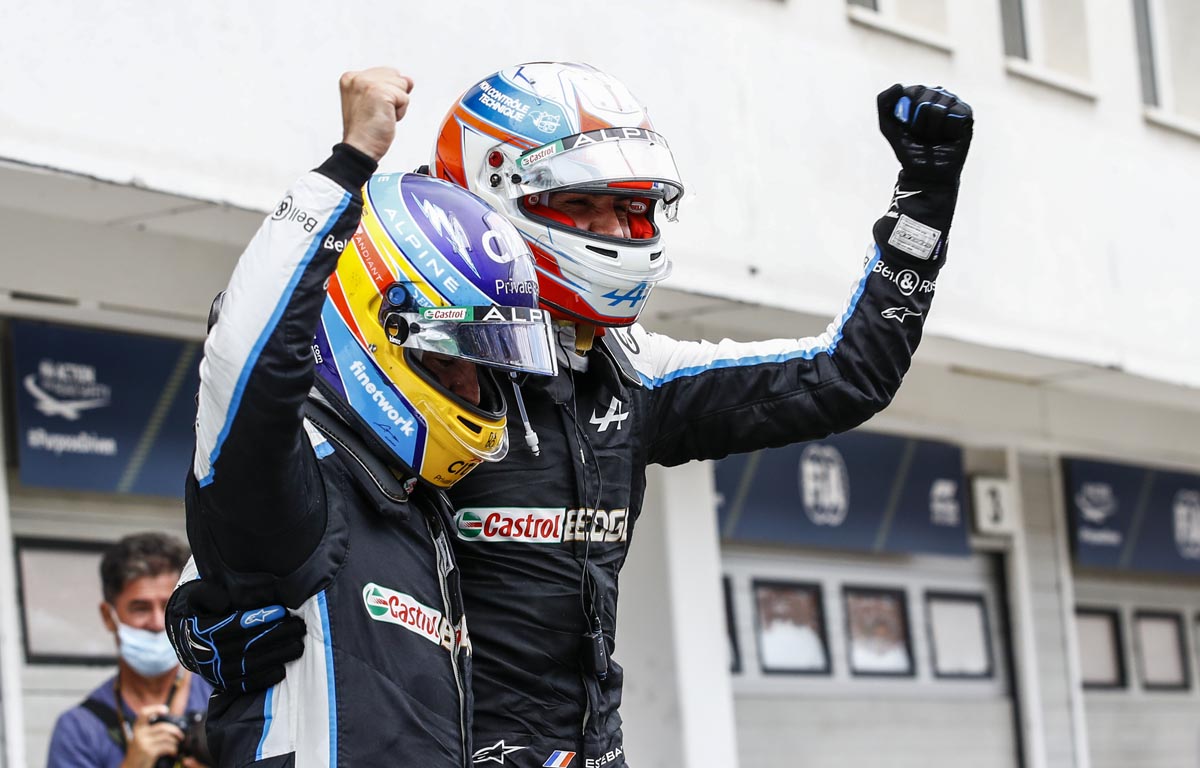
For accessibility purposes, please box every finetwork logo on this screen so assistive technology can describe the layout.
[347,360,416,436]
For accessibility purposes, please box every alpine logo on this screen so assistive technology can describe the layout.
[589,397,629,432]
[881,306,923,323]
[455,508,629,543]
[413,194,479,277]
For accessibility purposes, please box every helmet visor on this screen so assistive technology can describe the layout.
[383,305,556,376]
[513,129,684,205]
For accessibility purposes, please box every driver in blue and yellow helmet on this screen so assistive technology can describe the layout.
[170,68,554,766]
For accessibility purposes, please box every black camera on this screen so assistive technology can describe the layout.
[148,711,211,768]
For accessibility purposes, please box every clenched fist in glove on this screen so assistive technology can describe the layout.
[166,579,307,694]
[872,84,974,264]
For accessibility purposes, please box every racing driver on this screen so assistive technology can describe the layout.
[171,62,973,768]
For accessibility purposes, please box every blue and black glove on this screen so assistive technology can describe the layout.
[166,580,307,694]
[873,84,974,264]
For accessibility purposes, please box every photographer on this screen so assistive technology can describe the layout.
[47,533,212,768]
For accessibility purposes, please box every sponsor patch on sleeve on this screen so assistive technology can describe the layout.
[887,214,942,261]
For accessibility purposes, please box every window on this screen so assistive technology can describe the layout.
[753,580,830,675]
[1133,0,1200,124]
[844,586,914,677]
[724,577,741,674]
[926,592,995,679]
[1133,611,1189,690]
[846,0,951,52]
[16,538,115,665]
[999,0,1093,88]
[1076,607,1127,689]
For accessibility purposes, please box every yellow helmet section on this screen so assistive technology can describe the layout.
[323,214,508,490]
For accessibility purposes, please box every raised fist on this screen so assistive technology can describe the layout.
[877,84,973,183]
[339,67,415,162]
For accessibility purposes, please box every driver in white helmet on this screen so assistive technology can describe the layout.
[172,62,973,768]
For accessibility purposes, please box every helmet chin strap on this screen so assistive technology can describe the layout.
[574,323,596,354]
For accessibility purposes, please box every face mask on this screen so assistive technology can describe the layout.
[114,619,178,678]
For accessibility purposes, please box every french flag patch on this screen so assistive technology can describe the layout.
[543,751,576,767]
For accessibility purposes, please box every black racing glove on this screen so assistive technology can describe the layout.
[877,84,973,183]
[166,580,307,694]
[873,84,974,264]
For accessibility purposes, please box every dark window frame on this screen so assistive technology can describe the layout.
[752,578,832,676]
[1132,0,1160,107]
[924,590,996,680]
[724,576,742,675]
[15,536,117,666]
[1132,609,1190,692]
[1076,606,1128,690]
[843,585,916,678]
[998,0,1029,59]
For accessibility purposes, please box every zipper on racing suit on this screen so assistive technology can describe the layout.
[309,411,471,766]
[428,511,470,768]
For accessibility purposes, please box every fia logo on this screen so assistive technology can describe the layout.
[1173,490,1200,560]
[799,444,849,526]
[589,397,629,433]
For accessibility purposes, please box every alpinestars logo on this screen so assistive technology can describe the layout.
[881,306,923,323]
[473,740,526,764]
[885,185,921,218]
[590,397,628,432]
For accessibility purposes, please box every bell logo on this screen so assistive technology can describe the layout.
[457,510,484,539]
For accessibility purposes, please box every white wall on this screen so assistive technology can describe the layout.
[3,0,1200,388]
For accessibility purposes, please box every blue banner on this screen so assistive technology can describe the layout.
[1064,457,1200,575]
[716,432,970,557]
[10,320,201,498]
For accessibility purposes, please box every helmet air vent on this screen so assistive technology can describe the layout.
[584,245,619,259]
[457,416,484,434]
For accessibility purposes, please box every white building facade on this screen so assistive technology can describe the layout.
[2,1,1199,766]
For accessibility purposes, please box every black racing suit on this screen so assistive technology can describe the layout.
[183,145,472,767]
[184,162,959,768]
[448,177,956,767]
